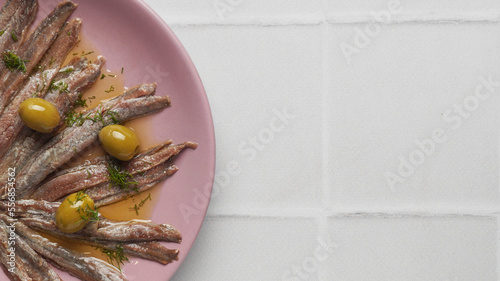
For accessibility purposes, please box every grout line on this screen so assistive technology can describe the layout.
[497,215,500,280]
[497,131,500,280]
[165,12,500,27]
[319,3,329,279]
[205,206,500,219]
[321,16,330,208]
[324,11,500,23]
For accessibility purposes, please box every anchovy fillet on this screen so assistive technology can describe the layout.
[14,84,170,198]
[0,214,128,281]
[0,56,91,174]
[0,57,103,193]
[32,141,196,201]
[0,219,62,281]
[0,199,182,243]
[91,164,179,207]
[0,201,179,264]
[0,0,38,61]
[0,0,77,112]
[0,219,33,281]
[0,19,81,158]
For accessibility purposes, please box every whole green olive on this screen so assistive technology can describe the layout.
[99,124,139,161]
[55,192,96,234]
[18,98,60,133]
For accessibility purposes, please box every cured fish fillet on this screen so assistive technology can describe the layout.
[14,84,171,198]
[31,141,197,201]
[0,0,76,113]
[0,19,81,158]
[0,214,128,281]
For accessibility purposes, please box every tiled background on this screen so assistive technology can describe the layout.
[142,0,500,280]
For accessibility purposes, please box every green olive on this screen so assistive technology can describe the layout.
[18,98,60,133]
[99,124,139,161]
[55,192,96,234]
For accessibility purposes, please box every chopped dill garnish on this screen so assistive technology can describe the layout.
[129,193,152,215]
[32,92,39,97]
[3,51,28,72]
[37,77,49,93]
[107,160,139,193]
[121,67,124,74]
[108,74,116,78]
[75,94,88,108]
[95,244,128,271]
[81,50,94,56]
[86,207,100,222]
[0,30,4,36]
[60,67,74,74]
[100,74,106,80]
[10,31,17,42]
[65,110,86,127]
[38,64,46,72]
[65,106,120,127]
[75,190,86,202]
[49,57,56,67]
[108,110,119,124]
[104,85,115,93]
[50,81,69,93]
[71,191,100,223]
[72,52,78,56]
[67,31,71,36]
[86,169,91,179]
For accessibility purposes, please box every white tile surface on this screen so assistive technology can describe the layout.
[173,25,324,212]
[327,23,500,207]
[145,0,322,23]
[170,217,320,281]
[141,0,500,280]
[325,216,498,281]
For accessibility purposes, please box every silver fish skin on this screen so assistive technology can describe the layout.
[0,214,128,281]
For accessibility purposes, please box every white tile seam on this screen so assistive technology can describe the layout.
[497,216,500,279]
[319,1,329,278]
[165,12,500,26]
[205,207,500,219]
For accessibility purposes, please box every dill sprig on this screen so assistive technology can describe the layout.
[10,31,17,42]
[50,81,70,93]
[3,51,28,72]
[95,244,129,271]
[64,110,86,127]
[64,105,120,127]
[70,191,100,223]
[75,94,88,108]
[129,193,152,215]
[81,50,94,56]
[48,57,56,67]
[104,85,115,93]
[107,160,139,193]
[60,67,74,74]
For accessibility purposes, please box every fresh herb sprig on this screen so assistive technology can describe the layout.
[95,244,129,270]
[107,161,139,193]
[130,193,152,215]
[50,81,70,93]
[68,190,100,223]
[3,51,28,72]
[64,105,119,127]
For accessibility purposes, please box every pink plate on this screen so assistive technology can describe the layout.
[0,0,215,280]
